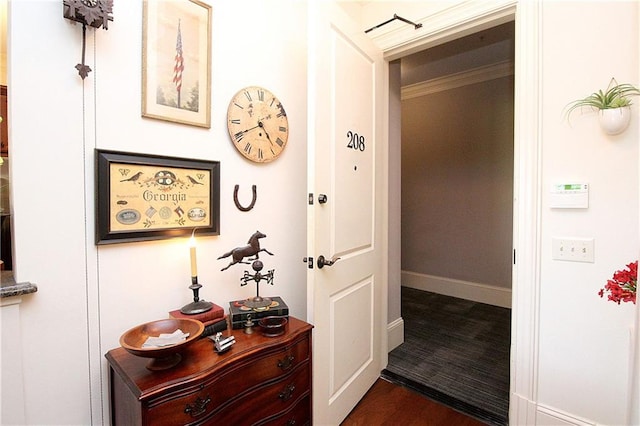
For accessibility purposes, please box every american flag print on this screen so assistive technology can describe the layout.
[173,21,184,93]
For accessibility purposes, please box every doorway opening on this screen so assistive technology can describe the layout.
[384,21,515,426]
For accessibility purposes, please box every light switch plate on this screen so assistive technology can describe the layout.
[552,237,595,263]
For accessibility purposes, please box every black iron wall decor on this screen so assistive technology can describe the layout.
[233,184,257,212]
[63,0,114,79]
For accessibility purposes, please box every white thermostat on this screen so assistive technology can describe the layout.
[550,183,589,209]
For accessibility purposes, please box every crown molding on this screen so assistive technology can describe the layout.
[401,60,513,100]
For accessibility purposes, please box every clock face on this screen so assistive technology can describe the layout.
[227,86,289,163]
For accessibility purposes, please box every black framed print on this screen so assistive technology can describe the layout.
[96,149,220,244]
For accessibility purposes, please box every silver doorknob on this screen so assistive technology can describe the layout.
[317,255,340,269]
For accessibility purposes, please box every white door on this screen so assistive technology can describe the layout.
[307,2,387,424]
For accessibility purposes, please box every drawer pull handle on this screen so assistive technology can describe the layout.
[278,355,295,371]
[184,395,211,418]
[279,384,296,402]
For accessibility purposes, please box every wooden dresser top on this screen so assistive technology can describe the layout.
[105,316,313,400]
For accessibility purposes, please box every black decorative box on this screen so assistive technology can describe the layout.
[229,297,289,329]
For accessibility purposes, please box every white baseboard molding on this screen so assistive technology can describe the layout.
[511,393,597,426]
[510,392,537,425]
[387,317,404,352]
[536,404,596,426]
[401,271,512,308]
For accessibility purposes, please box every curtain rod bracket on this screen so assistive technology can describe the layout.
[365,14,423,34]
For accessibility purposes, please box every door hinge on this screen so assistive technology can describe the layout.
[303,257,314,269]
[308,193,314,205]
[513,249,516,265]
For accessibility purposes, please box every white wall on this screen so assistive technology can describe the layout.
[537,2,638,424]
[8,1,307,424]
[363,0,639,425]
[4,1,640,425]
[401,76,514,291]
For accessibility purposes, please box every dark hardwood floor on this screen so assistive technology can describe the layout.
[341,378,487,426]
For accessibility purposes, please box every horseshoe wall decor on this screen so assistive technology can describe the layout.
[234,185,257,212]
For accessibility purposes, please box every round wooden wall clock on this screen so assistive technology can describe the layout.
[226,86,289,163]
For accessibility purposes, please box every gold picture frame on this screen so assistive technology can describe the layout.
[142,0,211,128]
[96,150,220,245]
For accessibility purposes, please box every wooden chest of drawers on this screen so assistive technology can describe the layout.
[105,316,313,425]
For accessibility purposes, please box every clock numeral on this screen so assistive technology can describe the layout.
[258,148,264,160]
[270,98,275,107]
[243,91,252,102]
[270,146,276,156]
[230,119,240,125]
[257,90,265,102]
[276,137,284,147]
[279,126,287,132]
[234,102,244,109]
[234,132,245,142]
[276,111,286,118]
[244,142,252,154]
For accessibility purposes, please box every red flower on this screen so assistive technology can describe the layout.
[599,261,637,304]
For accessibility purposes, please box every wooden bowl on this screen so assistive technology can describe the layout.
[258,316,288,337]
[119,318,204,370]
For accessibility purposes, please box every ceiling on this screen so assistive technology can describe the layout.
[401,21,515,87]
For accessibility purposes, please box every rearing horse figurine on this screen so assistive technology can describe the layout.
[217,230,274,271]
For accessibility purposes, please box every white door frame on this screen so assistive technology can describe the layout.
[368,1,542,423]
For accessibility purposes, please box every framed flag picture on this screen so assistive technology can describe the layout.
[142,0,211,128]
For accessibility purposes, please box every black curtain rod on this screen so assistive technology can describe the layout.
[365,14,423,34]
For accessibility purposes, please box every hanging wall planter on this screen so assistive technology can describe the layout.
[599,106,631,135]
[565,78,640,135]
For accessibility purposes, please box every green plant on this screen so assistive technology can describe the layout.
[565,78,640,118]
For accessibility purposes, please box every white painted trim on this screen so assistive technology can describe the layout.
[511,392,538,425]
[631,5,640,423]
[83,32,106,426]
[536,404,596,426]
[374,0,517,61]
[510,1,542,418]
[0,295,22,307]
[0,300,26,425]
[401,60,514,100]
[628,321,638,424]
[387,317,404,352]
[376,2,541,426]
[401,61,514,101]
[401,271,512,308]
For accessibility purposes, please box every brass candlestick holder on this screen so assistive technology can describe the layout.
[180,276,213,314]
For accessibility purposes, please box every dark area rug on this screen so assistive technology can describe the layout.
[382,287,511,425]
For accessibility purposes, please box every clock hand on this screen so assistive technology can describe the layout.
[258,121,275,145]
[238,123,261,135]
